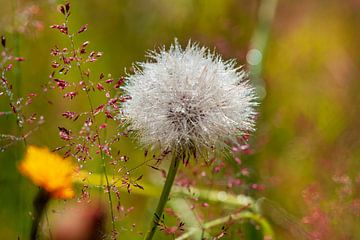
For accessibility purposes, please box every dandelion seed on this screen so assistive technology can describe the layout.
[123,40,257,154]
[19,145,75,199]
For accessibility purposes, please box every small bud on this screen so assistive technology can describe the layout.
[51,62,60,68]
[82,41,90,47]
[6,64,13,71]
[15,57,25,61]
[50,24,68,35]
[65,2,70,12]
[78,24,88,34]
[49,71,55,78]
[58,5,66,15]
[96,83,104,91]
[105,78,113,84]
[63,91,78,99]
[62,111,77,120]
[54,79,69,90]
[114,77,125,89]
[58,127,72,141]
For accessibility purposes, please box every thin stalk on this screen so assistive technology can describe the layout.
[14,33,22,97]
[11,1,28,238]
[99,118,109,193]
[144,152,182,240]
[11,1,26,146]
[65,18,116,233]
[101,155,116,233]
[175,211,274,240]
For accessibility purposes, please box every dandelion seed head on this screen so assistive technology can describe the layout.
[123,40,257,153]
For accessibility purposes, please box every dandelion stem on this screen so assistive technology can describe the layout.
[144,152,182,240]
[30,189,50,240]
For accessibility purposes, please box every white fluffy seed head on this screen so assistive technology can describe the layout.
[122,41,257,154]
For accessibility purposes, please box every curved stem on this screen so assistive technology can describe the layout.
[144,152,182,240]
[173,186,256,210]
[175,211,274,240]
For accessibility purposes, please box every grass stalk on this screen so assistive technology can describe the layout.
[67,32,116,234]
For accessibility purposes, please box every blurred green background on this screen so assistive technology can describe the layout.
[1,0,360,239]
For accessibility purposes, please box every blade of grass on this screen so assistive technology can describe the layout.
[175,210,274,240]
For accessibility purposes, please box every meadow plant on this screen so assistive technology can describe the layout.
[46,3,127,238]
[18,146,75,240]
[123,41,258,239]
[0,35,42,150]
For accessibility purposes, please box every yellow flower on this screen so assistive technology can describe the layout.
[19,145,75,199]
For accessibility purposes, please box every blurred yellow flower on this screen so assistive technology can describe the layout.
[19,145,75,199]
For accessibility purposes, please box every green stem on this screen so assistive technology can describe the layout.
[102,156,116,233]
[144,152,182,240]
[175,211,274,240]
[11,2,28,238]
[14,32,22,98]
